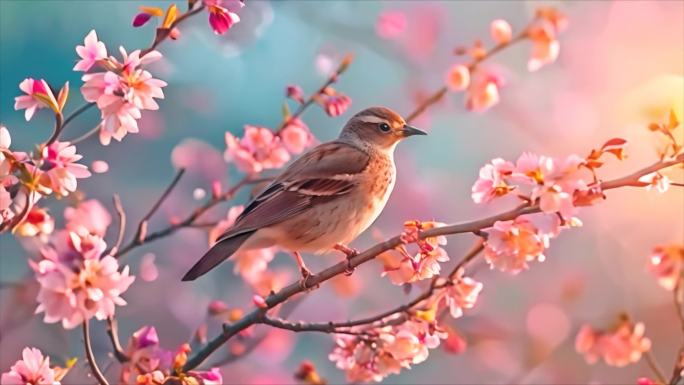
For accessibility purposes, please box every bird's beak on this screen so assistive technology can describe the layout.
[400,125,427,137]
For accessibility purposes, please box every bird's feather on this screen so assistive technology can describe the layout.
[182,231,254,281]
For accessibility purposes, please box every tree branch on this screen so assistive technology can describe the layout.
[132,168,186,246]
[105,317,129,363]
[83,320,110,385]
[182,155,683,371]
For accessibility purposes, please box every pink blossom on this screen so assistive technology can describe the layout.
[286,85,305,104]
[36,141,91,196]
[205,0,242,35]
[91,160,109,173]
[484,218,546,274]
[280,119,314,154]
[318,90,352,117]
[140,253,159,282]
[639,172,670,193]
[376,10,407,39]
[121,325,172,384]
[73,30,107,72]
[382,221,450,284]
[575,320,652,367]
[32,231,135,329]
[64,199,111,236]
[437,269,483,319]
[15,206,54,238]
[224,126,290,174]
[471,158,515,203]
[647,244,683,291]
[465,73,501,112]
[527,21,560,72]
[80,48,166,145]
[445,64,470,92]
[490,19,513,44]
[14,78,58,121]
[1,347,59,385]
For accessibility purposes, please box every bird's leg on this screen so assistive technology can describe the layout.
[292,251,314,289]
[334,243,359,276]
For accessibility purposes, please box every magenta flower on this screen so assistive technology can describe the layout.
[63,199,112,236]
[224,126,290,174]
[1,347,59,385]
[36,141,91,196]
[13,78,58,121]
[319,90,352,117]
[205,0,242,35]
[32,231,135,329]
[73,30,107,72]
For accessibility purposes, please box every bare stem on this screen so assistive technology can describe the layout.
[83,320,110,385]
[107,194,127,256]
[44,112,64,146]
[69,124,101,145]
[105,317,129,363]
[131,169,186,246]
[644,350,668,385]
[62,102,96,131]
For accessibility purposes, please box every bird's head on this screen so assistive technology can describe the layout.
[340,106,426,150]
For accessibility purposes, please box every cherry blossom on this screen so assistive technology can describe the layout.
[35,141,91,196]
[445,64,470,92]
[224,126,290,174]
[435,269,483,319]
[484,218,546,274]
[32,231,135,329]
[204,0,242,35]
[63,199,112,236]
[575,319,652,367]
[317,88,352,117]
[14,78,67,121]
[280,118,315,155]
[286,85,305,104]
[647,244,683,291]
[526,8,567,72]
[490,19,513,44]
[15,206,54,238]
[638,172,671,193]
[465,72,501,112]
[471,158,515,203]
[73,30,107,72]
[376,10,407,39]
[1,347,59,385]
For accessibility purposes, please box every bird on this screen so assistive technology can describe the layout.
[182,106,426,285]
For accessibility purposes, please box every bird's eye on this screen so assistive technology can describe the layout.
[379,123,391,132]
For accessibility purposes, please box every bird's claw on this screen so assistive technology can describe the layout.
[334,244,359,276]
[298,267,316,290]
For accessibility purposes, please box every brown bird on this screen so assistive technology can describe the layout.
[182,106,426,284]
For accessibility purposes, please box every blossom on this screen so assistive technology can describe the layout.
[647,244,683,291]
[63,199,112,236]
[224,126,290,174]
[465,73,501,112]
[14,78,64,121]
[376,10,407,39]
[205,0,242,35]
[15,206,54,238]
[527,21,560,72]
[436,269,483,319]
[32,231,135,329]
[73,30,107,72]
[286,85,305,104]
[318,88,352,117]
[638,172,670,193]
[1,347,59,385]
[575,319,652,367]
[280,118,314,154]
[490,19,513,44]
[121,326,172,384]
[80,45,167,145]
[445,64,470,92]
[35,141,91,196]
[471,158,515,203]
[484,218,546,274]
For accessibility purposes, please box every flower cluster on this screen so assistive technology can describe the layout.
[122,325,222,384]
[575,317,652,367]
[647,244,683,291]
[76,30,167,145]
[14,78,69,121]
[379,220,449,284]
[31,224,135,329]
[329,316,447,383]
[445,6,567,111]
[1,347,67,385]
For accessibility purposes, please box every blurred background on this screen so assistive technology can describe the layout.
[1,1,683,384]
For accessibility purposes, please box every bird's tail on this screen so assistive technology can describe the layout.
[182,231,255,281]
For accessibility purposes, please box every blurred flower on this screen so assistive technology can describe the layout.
[140,253,159,282]
[14,78,65,120]
[638,172,670,193]
[64,199,111,237]
[1,347,59,385]
[436,269,483,319]
[294,361,326,385]
[32,231,135,329]
[647,244,683,290]
[527,22,560,72]
[465,73,500,112]
[484,218,546,274]
[205,0,242,35]
[73,30,107,72]
[318,88,352,117]
[280,119,314,155]
[286,85,305,104]
[34,141,91,197]
[445,64,470,92]
[224,126,290,174]
[443,326,467,354]
[490,19,513,44]
[91,160,109,173]
[80,42,167,145]
[471,158,515,203]
[575,318,652,367]
[376,10,407,39]
[15,206,54,238]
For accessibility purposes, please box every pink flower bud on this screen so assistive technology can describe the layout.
[286,85,305,104]
[490,19,513,44]
[91,160,109,173]
[208,300,229,315]
[211,180,222,198]
[133,13,153,27]
[445,64,470,92]
[252,294,268,309]
[376,10,407,39]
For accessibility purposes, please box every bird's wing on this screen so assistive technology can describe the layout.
[217,141,370,241]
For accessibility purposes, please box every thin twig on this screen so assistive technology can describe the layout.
[44,113,64,146]
[69,124,101,145]
[182,155,683,371]
[83,320,110,385]
[105,317,129,363]
[107,194,127,256]
[141,5,206,56]
[62,102,96,130]
[132,169,186,245]
[644,350,668,385]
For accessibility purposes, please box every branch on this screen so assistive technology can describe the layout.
[44,112,64,146]
[182,155,683,371]
[62,102,96,132]
[141,4,206,56]
[132,168,186,246]
[669,273,684,385]
[83,320,110,385]
[644,350,668,385]
[107,194,126,256]
[105,317,129,363]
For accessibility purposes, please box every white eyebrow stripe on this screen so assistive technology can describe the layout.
[357,115,387,124]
